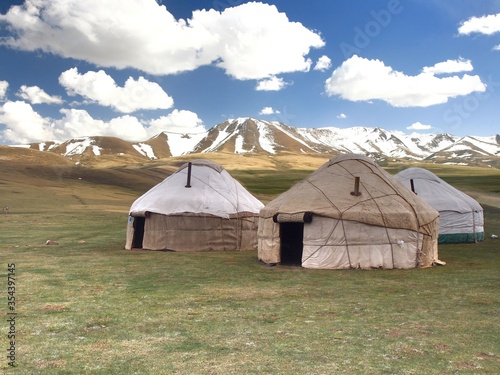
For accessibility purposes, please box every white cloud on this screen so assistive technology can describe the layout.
[147,109,205,136]
[325,55,486,107]
[458,13,500,35]
[192,3,324,80]
[314,55,332,71]
[0,81,8,100]
[53,109,149,141]
[493,44,500,51]
[0,101,53,143]
[256,76,288,91]
[0,98,204,143]
[259,107,281,115]
[0,1,324,80]
[17,85,63,104]
[0,101,149,143]
[422,58,473,75]
[59,68,174,113]
[407,122,432,131]
[56,109,204,141]
[337,113,347,119]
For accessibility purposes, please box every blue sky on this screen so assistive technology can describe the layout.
[0,0,499,144]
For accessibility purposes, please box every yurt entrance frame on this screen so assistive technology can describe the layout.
[274,212,313,266]
[132,217,146,249]
[280,222,304,266]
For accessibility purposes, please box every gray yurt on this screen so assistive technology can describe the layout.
[126,159,264,251]
[395,167,484,243]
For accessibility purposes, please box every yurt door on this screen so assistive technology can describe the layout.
[280,222,304,266]
[132,217,145,249]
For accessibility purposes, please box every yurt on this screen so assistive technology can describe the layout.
[126,159,264,251]
[394,167,484,243]
[258,154,440,269]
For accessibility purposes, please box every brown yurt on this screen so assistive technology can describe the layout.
[258,154,440,269]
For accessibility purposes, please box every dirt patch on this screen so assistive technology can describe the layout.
[476,352,500,360]
[41,303,71,312]
[34,359,67,369]
[454,362,479,370]
[434,343,450,353]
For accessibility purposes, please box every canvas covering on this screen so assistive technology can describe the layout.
[129,159,262,219]
[258,154,440,269]
[394,168,484,243]
[126,159,264,251]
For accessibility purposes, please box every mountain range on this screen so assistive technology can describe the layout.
[13,118,500,168]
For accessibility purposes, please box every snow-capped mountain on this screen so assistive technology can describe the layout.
[14,118,500,167]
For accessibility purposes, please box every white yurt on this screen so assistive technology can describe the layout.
[126,159,264,251]
[258,154,441,269]
[394,167,484,243]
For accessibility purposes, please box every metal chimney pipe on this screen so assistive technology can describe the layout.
[185,162,192,188]
[410,179,416,194]
[350,176,361,196]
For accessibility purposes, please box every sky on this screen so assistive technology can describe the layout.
[0,0,499,145]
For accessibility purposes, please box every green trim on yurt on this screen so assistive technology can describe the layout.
[438,232,485,244]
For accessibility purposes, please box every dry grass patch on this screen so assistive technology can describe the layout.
[156,152,331,172]
[40,303,71,312]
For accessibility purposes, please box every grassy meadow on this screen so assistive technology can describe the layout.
[0,154,499,374]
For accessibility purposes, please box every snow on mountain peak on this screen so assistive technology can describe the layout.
[13,118,500,168]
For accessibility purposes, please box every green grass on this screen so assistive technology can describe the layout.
[231,169,313,201]
[2,229,499,374]
[387,163,500,195]
[0,161,499,374]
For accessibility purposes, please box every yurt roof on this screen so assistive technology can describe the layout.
[130,159,264,218]
[394,167,483,213]
[260,154,439,234]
